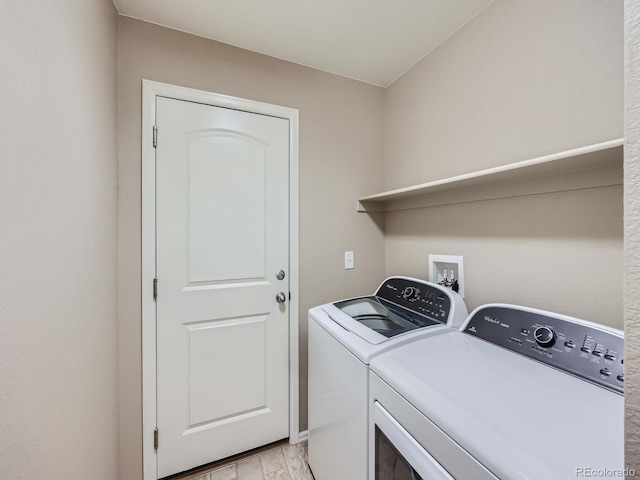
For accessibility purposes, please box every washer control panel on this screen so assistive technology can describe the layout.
[376,277,452,322]
[463,306,623,394]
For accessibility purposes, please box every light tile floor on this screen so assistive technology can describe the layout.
[178,442,314,480]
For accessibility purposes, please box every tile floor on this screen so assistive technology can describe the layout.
[178,441,314,480]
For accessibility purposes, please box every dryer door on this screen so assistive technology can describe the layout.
[374,402,453,480]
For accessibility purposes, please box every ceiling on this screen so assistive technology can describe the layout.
[113,0,493,87]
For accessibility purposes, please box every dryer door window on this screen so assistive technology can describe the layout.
[374,402,453,480]
[376,427,424,480]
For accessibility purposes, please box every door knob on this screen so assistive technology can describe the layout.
[276,292,287,304]
[276,269,286,280]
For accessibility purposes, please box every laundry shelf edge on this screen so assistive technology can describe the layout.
[357,139,624,213]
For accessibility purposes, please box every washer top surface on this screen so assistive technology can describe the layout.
[370,324,624,480]
[309,276,468,364]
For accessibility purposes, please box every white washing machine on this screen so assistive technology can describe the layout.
[369,304,624,480]
[308,276,468,480]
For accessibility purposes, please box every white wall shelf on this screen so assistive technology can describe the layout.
[357,139,624,213]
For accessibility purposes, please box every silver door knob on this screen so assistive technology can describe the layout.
[276,292,287,303]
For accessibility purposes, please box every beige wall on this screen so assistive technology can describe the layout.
[117,17,386,479]
[383,0,624,328]
[625,0,640,472]
[385,0,623,190]
[385,186,622,323]
[0,0,119,479]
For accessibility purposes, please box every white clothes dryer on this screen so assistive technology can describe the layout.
[307,276,468,480]
[369,304,624,480]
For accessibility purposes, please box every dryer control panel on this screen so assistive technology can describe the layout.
[376,277,452,322]
[463,306,624,394]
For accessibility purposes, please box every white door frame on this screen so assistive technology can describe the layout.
[141,79,300,480]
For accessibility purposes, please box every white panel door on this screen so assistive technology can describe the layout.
[155,97,290,478]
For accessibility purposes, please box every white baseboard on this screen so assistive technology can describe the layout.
[296,430,309,443]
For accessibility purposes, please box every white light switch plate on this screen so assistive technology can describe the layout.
[345,251,354,269]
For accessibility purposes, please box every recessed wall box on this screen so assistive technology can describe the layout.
[428,254,464,298]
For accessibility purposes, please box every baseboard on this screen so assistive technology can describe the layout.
[297,430,309,442]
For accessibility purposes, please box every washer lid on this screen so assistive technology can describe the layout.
[310,304,452,364]
[323,276,467,345]
[370,331,624,480]
[333,296,441,340]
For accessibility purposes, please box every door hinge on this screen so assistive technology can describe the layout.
[153,125,158,148]
[153,278,158,301]
[154,428,158,451]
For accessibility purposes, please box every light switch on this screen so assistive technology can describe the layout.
[345,251,354,269]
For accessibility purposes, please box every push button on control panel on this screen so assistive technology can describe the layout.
[564,341,575,349]
[617,374,624,383]
[600,368,611,377]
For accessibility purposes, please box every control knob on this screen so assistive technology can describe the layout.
[534,326,556,348]
[402,286,419,301]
